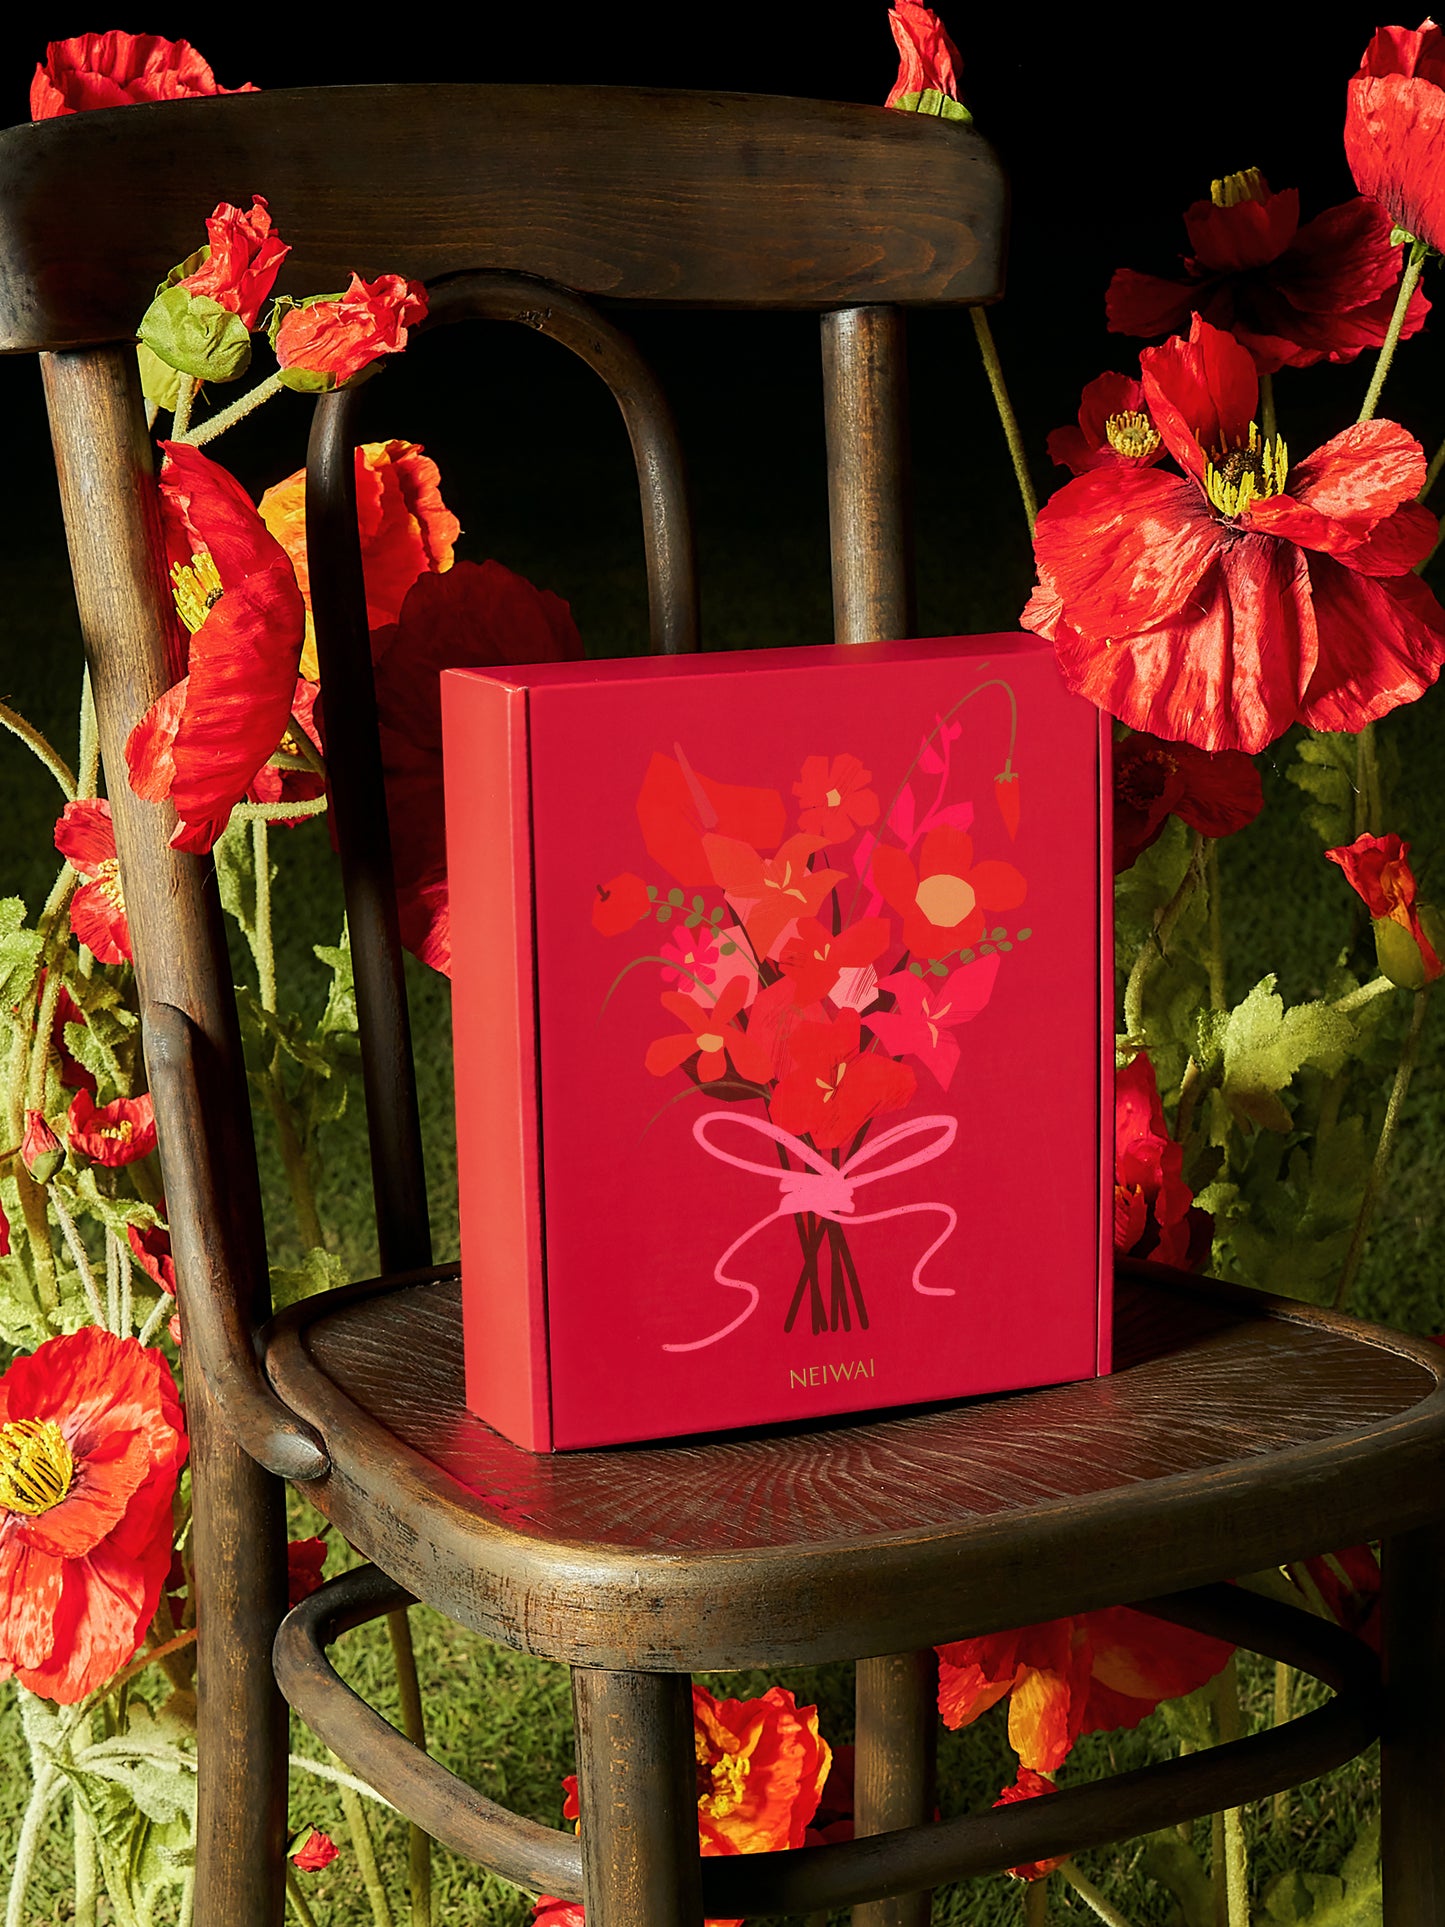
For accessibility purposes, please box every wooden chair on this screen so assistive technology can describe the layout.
[3,82,1444,1927]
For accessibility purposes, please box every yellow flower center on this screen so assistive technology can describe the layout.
[97,1119,135,1144]
[171,548,225,635]
[1205,421,1289,518]
[815,1059,848,1101]
[824,787,842,808]
[1211,166,1268,208]
[696,1032,725,1055]
[0,1418,74,1516]
[95,857,125,910]
[1104,410,1161,460]
[696,1734,751,1820]
[914,873,976,929]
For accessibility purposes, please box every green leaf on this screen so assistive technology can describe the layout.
[1286,730,1357,847]
[313,928,358,1042]
[212,819,260,942]
[270,1246,348,1309]
[1261,1814,1380,1923]
[1141,1827,1214,1927]
[1220,976,1358,1133]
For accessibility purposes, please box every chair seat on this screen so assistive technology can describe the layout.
[264,1262,1445,1670]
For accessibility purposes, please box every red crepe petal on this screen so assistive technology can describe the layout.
[1183,185,1299,273]
[1032,465,1221,636]
[1298,556,1445,736]
[1139,316,1258,482]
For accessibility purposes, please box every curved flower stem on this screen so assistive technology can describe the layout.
[52,1190,106,1326]
[1059,1864,1138,1927]
[386,1610,434,1927]
[115,1229,133,1336]
[1022,1880,1050,1925]
[181,371,285,448]
[332,1753,397,1927]
[0,700,76,800]
[1213,1658,1250,1927]
[253,817,277,1013]
[137,1293,172,1347]
[970,308,1038,536]
[231,795,330,825]
[285,1867,322,1927]
[27,959,64,1115]
[171,379,198,441]
[1333,982,1431,1311]
[1123,832,1205,1044]
[1354,724,1382,839]
[1359,239,1428,424]
[1258,372,1276,445]
[5,1763,60,1927]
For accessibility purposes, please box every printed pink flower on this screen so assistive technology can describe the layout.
[1047,373,1166,476]
[793,755,880,842]
[771,1010,916,1151]
[645,980,773,1086]
[659,929,720,993]
[54,800,131,965]
[778,917,890,1006]
[867,953,1002,1090]
[68,1092,156,1168]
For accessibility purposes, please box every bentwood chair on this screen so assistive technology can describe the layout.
[4,82,1445,1927]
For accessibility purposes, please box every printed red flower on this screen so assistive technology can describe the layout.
[637,753,787,889]
[126,443,306,853]
[778,917,890,1005]
[937,1608,1231,1775]
[272,275,429,393]
[1047,372,1167,476]
[290,1829,338,1872]
[704,835,846,958]
[0,1327,187,1703]
[30,32,256,118]
[993,1768,1066,1881]
[176,197,289,331]
[1326,831,1443,985]
[1346,24,1445,255]
[1107,168,1428,373]
[592,873,652,936]
[994,770,1021,840]
[1024,314,1445,754]
[21,1112,63,1185]
[1113,731,1264,873]
[259,441,460,678]
[885,1,968,117]
[67,1091,157,1169]
[54,799,131,964]
[867,953,1002,1090]
[287,1537,328,1608]
[659,928,720,993]
[126,1222,175,1297]
[871,827,1025,961]
[1115,1052,1210,1269]
[645,979,773,1085]
[793,755,880,842]
[369,561,580,973]
[771,1009,917,1150]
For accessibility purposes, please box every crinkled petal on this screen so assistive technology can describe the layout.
[1299,555,1445,735]
[1278,196,1405,312]
[1283,419,1426,526]
[1140,315,1258,482]
[1106,268,1201,344]
[1183,186,1298,273]
[0,1528,64,1671]
[1347,70,1445,253]
[1032,466,1221,636]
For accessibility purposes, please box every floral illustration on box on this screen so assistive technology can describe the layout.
[592,681,1031,1351]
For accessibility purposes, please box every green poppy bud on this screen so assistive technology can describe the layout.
[138,285,252,384]
[136,343,187,412]
[1373,914,1429,991]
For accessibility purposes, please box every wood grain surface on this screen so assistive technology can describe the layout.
[0,86,1007,352]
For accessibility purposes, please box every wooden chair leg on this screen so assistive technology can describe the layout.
[571,1668,704,1927]
[852,1649,938,1927]
[190,1373,290,1927]
[1381,1519,1445,1922]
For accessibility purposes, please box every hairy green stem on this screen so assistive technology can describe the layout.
[178,1867,195,1927]
[181,371,285,448]
[1421,431,1445,501]
[74,1786,99,1927]
[1060,1863,1139,1927]
[289,1752,397,1806]
[333,1756,396,1927]
[171,378,198,440]
[1023,1879,1050,1925]
[26,960,63,1116]
[970,308,1038,536]
[1333,983,1431,1310]
[1271,1662,1293,1838]
[1205,839,1225,1012]
[1332,975,1394,1014]
[386,1609,434,1927]
[285,1867,322,1927]
[1258,372,1276,444]
[51,1190,106,1325]
[1359,240,1428,423]
[0,701,76,799]
[231,795,330,824]
[5,1764,60,1927]
[115,1230,133,1336]
[1214,1659,1250,1927]
[1354,724,1381,839]
[253,816,277,1013]
[105,1227,119,1330]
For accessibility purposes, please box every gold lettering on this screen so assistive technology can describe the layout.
[791,1359,878,1391]
[808,1365,824,1386]
[789,1370,807,1389]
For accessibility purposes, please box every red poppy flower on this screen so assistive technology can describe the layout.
[778,917,890,1005]
[242,678,326,820]
[937,1607,1231,1775]
[286,1537,328,1608]
[259,441,460,678]
[1326,831,1443,985]
[793,755,880,842]
[636,754,786,889]
[1047,372,1167,477]
[771,1009,917,1150]
[175,197,289,332]
[1346,24,1445,255]
[272,274,428,393]
[533,1901,584,1927]
[370,561,580,973]
[993,1769,1066,1882]
[645,979,773,1085]
[1113,731,1263,872]
[803,1741,854,1847]
[693,1683,831,1858]
[1107,167,1428,374]
[884,1,968,118]
[1292,1544,1381,1650]
[42,980,95,1098]
[0,1327,187,1703]
[21,1112,63,1185]
[54,799,131,964]
[126,443,306,854]
[1115,1052,1210,1269]
[30,32,256,118]
[1024,314,1445,754]
[126,1222,175,1297]
[871,826,1025,961]
[67,1091,157,1168]
[592,872,653,937]
[290,1829,338,1872]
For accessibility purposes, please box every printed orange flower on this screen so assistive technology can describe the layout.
[67,1091,157,1169]
[125,443,306,854]
[1346,23,1445,255]
[885,1,969,119]
[592,872,652,936]
[54,799,131,965]
[259,441,460,677]
[704,834,846,957]
[287,1537,328,1608]
[0,1327,187,1703]
[1326,831,1443,987]
[176,197,289,331]
[993,1769,1065,1882]
[636,752,786,888]
[645,979,773,1085]
[771,1009,917,1151]
[30,32,256,117]
[290,1829,338,1872]
[272,274,429,393]
[871,827,1026,960]
[793,754,880,842]
[937,1607,1232,1775]
[778,917,891,1006]
[127,1222,175,1297]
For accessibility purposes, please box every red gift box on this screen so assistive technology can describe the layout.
[441,635,1111,1451]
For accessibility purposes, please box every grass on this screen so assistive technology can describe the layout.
[0,314,1438,1922]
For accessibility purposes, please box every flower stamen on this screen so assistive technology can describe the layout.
[0,1418,74,1515]
[1205,421,1289,518]
[1210,166,1268,209]
[170,549,224,635]
[1104,410,1161,459]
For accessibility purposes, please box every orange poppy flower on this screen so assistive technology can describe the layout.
[704,834,846,957]
[271,274,428,393]
[645,979,773,1085]
[871,827,1026,961]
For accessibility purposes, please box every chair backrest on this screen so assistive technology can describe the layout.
[0,84,1007,1473]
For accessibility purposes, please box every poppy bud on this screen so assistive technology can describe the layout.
[138,284,252,385]
[136,343,188,412]
[289,1827,338,1871]
[1374,903,1445,991]
[21,1110,64,1184]
[994,768,1020,840]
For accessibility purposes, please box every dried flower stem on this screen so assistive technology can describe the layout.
[1333,983,1431,1310]
[970,308,1038,535]
[1359,239,1428,424]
